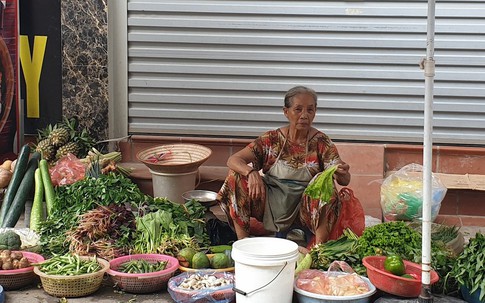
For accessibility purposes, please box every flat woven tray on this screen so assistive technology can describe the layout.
[137,143,212,174]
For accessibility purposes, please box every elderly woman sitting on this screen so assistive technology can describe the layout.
[216,86,352,246]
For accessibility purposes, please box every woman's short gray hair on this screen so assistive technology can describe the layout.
[284,86,318,108]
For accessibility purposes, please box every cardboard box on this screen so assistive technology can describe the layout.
[385,171,485,191]
[435,173,485,191]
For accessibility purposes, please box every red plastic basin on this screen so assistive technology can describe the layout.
[362,256,439,298]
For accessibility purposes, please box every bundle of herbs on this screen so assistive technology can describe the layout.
[66,203,136,260]
[310,229,361,272]
[38,173,152,257]
[132,198,210,256]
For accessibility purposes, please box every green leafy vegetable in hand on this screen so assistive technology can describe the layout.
[304,165,338,204]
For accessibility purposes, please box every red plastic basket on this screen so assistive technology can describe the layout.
[107,254,179,294]
[0,251,45,290]
[362,256,439,297]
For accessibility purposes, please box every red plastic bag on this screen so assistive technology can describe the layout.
[328,187,365,240]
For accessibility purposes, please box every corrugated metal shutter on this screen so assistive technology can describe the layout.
[125,0,485,145]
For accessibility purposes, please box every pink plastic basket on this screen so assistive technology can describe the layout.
[0,251,45,290]
[107,254,179,294]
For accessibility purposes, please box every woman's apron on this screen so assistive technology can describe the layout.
[262,132,313,232]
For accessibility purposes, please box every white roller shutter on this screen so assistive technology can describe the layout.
[114,0,485,145]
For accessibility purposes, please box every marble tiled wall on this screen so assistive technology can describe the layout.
[61,0,108,142]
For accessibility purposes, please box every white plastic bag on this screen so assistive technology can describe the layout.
[380,163,447,222]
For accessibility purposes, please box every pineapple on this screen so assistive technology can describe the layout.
[48,126,70,147]
[63,118,96,158]
[35,138,56,161]
[37,124,53,141]
[56,141,80,160]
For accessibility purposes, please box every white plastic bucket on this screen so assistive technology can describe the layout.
[231,237,299,303]
[150,169,197,203]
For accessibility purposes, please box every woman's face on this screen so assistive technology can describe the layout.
[284,93,317,130]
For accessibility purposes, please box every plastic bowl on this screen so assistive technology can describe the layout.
[182,190,218,208]
[362,256,439,298]
[0,251,45,290]
[294,272,376,303]
[460,284,482,303]
[107,254,179,294]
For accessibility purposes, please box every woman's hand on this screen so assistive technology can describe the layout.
[247,170,266,201]
[334,162,351,186]
[226,147,266,201]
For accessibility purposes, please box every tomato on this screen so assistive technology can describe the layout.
[384,255,405,276]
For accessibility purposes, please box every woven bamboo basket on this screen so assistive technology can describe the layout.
[137,143,212,174]
[34,256,109,298]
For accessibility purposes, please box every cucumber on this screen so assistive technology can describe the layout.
[39,159,55,216]
[209,245,232,253]
[30,168,45,232]
[0,144,31,225]
[2,152,41,228]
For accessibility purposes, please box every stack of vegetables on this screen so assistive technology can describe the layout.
[38,172,210,259]
[0,120,211,268]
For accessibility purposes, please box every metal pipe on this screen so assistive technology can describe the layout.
[419,0,436,302]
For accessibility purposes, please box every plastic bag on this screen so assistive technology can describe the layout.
[49,153,86,186]
[167,271,235,303]
[205,218,237,246]
[380,163,447,222]
[306,187,365,248]
[295,261,370,296]
[328,187,365,240]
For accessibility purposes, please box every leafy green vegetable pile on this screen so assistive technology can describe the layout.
[39,173,151,257]
[447,232,485,301]
[38,173,210,258]
[133,199,209,256]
